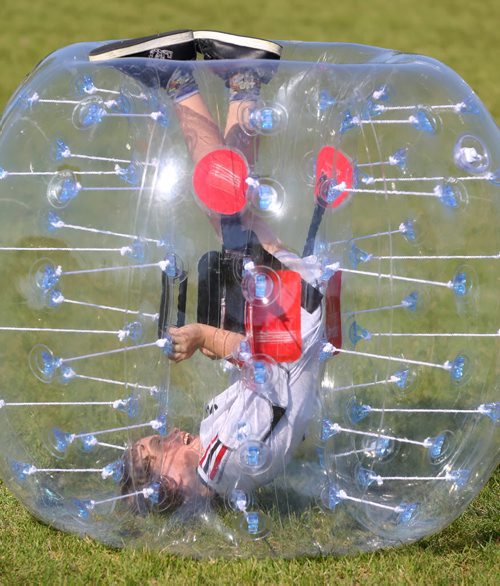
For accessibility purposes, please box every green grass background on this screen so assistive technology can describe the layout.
[1,0,499,120]
[0,0,498,583]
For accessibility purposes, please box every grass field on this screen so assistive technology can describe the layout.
[0,473,498,584]
[1,0,499,120]
[0,0,499,583]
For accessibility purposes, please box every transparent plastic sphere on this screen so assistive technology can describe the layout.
[0,40,498,558]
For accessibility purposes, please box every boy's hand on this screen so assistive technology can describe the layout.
[168,324,204,363]
[200,347,218,360]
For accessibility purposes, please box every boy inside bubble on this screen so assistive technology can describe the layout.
[89,30,340,513]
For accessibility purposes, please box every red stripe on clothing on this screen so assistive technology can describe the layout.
[209,444,228,481]
[199,434,218,469]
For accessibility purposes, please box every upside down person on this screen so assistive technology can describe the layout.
[90,29,332,512]
[123,238,325,511]
[122,244,324,512]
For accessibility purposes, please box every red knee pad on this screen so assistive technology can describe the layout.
[192,148,249,215]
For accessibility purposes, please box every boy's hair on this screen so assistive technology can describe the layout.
[121,443,185,515]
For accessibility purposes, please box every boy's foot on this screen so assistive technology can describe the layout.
[194,31,281,85]
[89,30,196,61]
[88,30,196,88]
[194,31,281,61]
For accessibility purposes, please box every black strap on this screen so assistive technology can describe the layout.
[158,269,170,339]
[197,250,247,334]
[197,251,222,328]
[158,269,187,338]
[303,202,326,258]
[176,275,188,327]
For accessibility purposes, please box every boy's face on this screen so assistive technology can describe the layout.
[131,429,201,496]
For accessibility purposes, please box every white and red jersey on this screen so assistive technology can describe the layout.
[197,250,324,495]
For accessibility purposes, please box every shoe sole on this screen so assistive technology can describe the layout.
[89,30,194,61]
[193,31,281,57]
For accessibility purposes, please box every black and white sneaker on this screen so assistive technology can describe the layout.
[89,30,196,62]
[194,31,281,85]
[88,30,196,88]
[194,31,282,62]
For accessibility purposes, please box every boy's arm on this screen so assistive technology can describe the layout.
[168,323,244,363]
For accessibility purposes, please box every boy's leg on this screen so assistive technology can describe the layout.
[221,70,285,255]
[173,92,225,165]
[195,31,282,165]
[150,32,284,256]
[89,30,225,163]
[123,31,281,163]
[223,71,262,166]
[193,37,281,327]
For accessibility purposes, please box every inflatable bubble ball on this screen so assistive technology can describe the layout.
[0,36,498,558]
